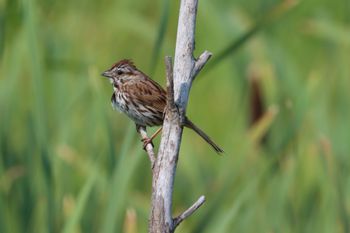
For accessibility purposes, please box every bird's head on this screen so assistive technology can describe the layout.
[101,59,138,84]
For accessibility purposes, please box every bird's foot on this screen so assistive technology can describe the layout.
[141,137,154,150]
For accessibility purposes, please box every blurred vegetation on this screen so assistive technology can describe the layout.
[1,0,350,232]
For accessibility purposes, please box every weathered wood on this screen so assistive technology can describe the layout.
[148,0,211,232]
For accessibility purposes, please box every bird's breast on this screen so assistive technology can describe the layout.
[111,92,128,113]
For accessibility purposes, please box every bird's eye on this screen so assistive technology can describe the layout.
[117,69,123,75]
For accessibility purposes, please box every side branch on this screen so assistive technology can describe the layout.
[165,56,175,109]
[173,196,206,229]
[192,51,212,80]
[138,127,156,169]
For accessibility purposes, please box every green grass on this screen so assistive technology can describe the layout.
[1,0,350,232]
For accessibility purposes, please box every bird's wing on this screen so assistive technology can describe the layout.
[122,78,167,113]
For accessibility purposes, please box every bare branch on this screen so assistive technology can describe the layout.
[149,0,210,232]
[173,0,199,110]
[165,56,175,109]
[192,51,212,80]
[138,127,156,169]
[173,196,206,229]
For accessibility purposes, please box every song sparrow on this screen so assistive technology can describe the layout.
[102,59,223,153]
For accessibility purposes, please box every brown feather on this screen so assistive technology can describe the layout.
[110,59,136,70]
[122,78,167,114]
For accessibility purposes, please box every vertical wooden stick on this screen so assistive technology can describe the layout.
[149,0,211,232]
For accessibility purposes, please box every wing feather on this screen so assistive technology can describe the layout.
[121,78,167,114]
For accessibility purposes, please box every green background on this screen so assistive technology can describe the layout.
[1,0,349,232]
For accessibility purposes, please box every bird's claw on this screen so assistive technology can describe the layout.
[141,138,154,150]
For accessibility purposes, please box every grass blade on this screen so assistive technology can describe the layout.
[101,123,143,233]
[62,170,98,233]
[149,0,171,75]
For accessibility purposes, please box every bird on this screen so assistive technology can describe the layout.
[101,59,223,153]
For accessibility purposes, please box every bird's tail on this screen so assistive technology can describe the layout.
[184,117,224,154]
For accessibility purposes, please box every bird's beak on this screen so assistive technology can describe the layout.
[101,70,111,78]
